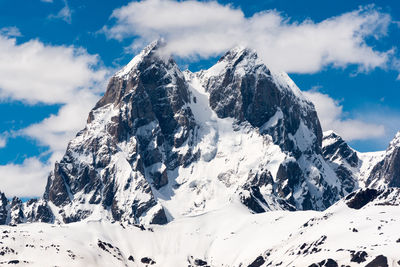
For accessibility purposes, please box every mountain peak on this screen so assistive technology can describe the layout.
[114,39,168,79]
[388,131,400,152]
[322,131,342,145]
[205,46,264,78]
[219,46,258,62]
[94,39,183,109]
[36,40,371,226]
[366,131,400,188]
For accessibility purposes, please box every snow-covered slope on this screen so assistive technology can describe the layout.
[0,188,399,266]
[0,41,399,266]
[321,130,400,190]
[37,41,364,226]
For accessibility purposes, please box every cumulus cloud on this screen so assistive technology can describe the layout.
[0,30,109,197]
[104,0,393,73]
[0,158,51,197]
[303,90,385,141]
[21,91,100,164]
[0,33,108,156]
[0,32,108,160]
[0,36,106,104]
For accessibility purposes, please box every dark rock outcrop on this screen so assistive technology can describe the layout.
[24,199,54,223]
[350,251,368,263]
[9,197,24,225]
[36,41,382,224]
[0,192,8,225]
[0,193,53,225]
[367,132,400,188]
[43,40,194,224]
[201,47,322,156]
[345,188,400,209]
[308,259,338,267]
[198,47,351,211]
[345,188,381,209]
[322,131,359,168]
[248,256,265,267]
[365,255,388,267]
[322,131,357,194]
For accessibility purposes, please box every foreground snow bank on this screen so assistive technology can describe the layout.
[0,198,399,267]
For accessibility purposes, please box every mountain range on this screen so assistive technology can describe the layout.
[0,40,399,266]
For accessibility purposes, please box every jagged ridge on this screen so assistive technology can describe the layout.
[0,41,399,227]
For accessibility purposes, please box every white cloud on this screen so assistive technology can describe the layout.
[0,36,106,104]
[393,58,400,80]
[41,0,54,2]
[48,0,72,23]
[21,91,100,164]
[303,90,385,141]
[0,30,109,197]
[0,158,51,197]
[0,27,22,37]
[0,31,108,161]
[104,0,393,73]
[0,136,6,148]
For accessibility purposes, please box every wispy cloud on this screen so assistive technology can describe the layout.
[104,1,394,74]
[48,0,72,23]
[0,26,22,37]
[0,136,6,149]
[393,58,400,80]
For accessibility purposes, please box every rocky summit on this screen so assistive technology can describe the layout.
[40,40,355,225]
[0,41,399,266]
[1,40,400,225]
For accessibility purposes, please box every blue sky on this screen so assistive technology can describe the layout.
[0,0,399,197]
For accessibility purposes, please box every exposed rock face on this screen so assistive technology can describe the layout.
[43,40,193,224]
[365,255,388,267]
[200,47,322,156]
[345,188,381,209]
[9,197,24,225]
[322,131,358,194]
[320,130,400,192]
[0,192,8,225]
[308,259,338,267]
[322,131,359,168]
[197,47,350,210]
[0,192,53,225]
[39,41,363,225]
[345,187,400,209]
[23,199,54,223]
[2,41,400,266]
[367,132,400,188]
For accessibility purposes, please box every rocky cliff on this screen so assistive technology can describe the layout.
[38,41,359,225]
[1,41,397,226]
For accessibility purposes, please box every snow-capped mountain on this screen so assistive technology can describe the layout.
[0,40,399,266]
[322,130,400,190]
[0,192,53,226]
[367,132,400,188]
[38,40,362,226]
[0,188,398,266]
